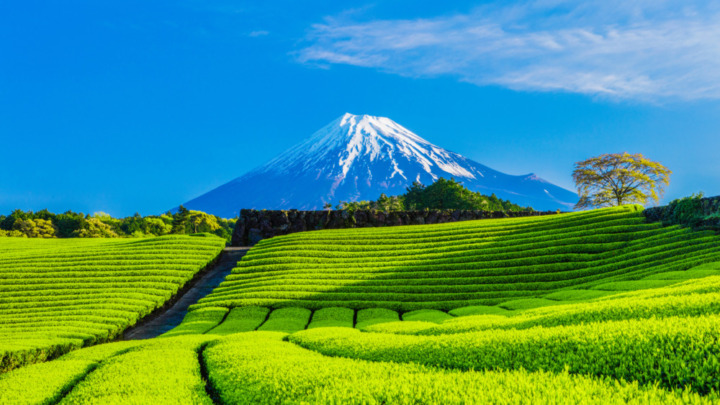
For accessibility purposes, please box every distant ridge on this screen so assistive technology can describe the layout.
[183,113,578,217]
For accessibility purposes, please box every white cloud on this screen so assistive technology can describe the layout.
[249,30,269,37]
[297,1,720,101]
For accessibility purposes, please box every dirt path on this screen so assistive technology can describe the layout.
[122,247,250,340]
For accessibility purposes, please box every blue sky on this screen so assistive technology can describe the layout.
[2,1,719,217]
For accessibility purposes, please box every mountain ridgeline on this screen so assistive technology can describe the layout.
[184,113,578,217]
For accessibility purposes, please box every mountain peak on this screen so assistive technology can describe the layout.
[182,114,578,216]
[330,112,430,146]
[337,112,397,132]
[340,112,380,122]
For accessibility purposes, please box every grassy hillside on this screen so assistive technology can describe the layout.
[3,206,720,402]
[192,205,720,311]
[3,272,720,403]
[0,235,225,372]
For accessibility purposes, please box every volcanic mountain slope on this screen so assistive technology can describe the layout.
[184,113,578,217]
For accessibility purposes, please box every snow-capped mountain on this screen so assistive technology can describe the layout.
[182,113,578,217]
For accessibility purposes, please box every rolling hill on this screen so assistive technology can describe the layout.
[0,235,225,373]
[3,206,720,402]
[191,205,720,311]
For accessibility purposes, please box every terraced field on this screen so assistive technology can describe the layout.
[3,206,720,403]
[193,205,720,310]
[3,269,720,403]
[0,235,225,372]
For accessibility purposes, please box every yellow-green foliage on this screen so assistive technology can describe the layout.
[448,304,513,317]
[643,265,720,280]
[592,279,680,290]
[4,304,720,403]
[0,359,95,404]
[161,307,229,337]
[307,307,354,329]
[0,336,216,404]
[364,320,437,334]
[192,206,720,311]
[498,297,564,310]
[206,306,269,335]
[543,289,617,301]
[573,152,671,209]
[61,336,215,404]
[0,235,225,372]
[406,275,720,336]
[204,332,714,404]
[355,308,399,329]
[290,313,720,394]
[256,307,311,333]
[0,340,142,404]
[401,309,453,323]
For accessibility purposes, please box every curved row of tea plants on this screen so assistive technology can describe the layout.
[206,332,711,404]
[290,312,720,394]
[153,264,720,396]
[0,235,225,372]
[1,332,715,404]
[166,266,720,337]
[192,206,720,311]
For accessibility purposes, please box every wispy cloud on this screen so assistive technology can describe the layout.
[297,1,720,101]
[249,30,269,37]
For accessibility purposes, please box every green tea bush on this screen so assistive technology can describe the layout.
[592,279,680,290]
[0,360,95,404]
[206,306,270,335]
[290,314,720,394]
[307,307,354,329]
[401,309,453,323]
[498,298,563,310]
[161,307,229,337]
[0,235,225,372]
[192,206,720,312]
[448,305,513,317]
[364,321,437,334]
[543,289,617,301]
[0,340,143,403]
[355,308,399,329]
[61,336,216,404]
[256,307,311,333]
[205,331,715,404]
[643,265,720,280]
[409,276,720,335]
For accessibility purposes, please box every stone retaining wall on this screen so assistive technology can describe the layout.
[231,208,560,246]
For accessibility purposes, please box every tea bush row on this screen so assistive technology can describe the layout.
[0,235,225,372]
[290,314,720,394]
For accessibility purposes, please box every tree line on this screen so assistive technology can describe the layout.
[0,206,236,242]
[0,152,679,240]
[331,178,531,212]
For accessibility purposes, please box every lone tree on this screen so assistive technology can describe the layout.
[573,153,671,209]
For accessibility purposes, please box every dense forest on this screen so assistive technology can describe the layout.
[0,206,235,242]
[334,178,531,212]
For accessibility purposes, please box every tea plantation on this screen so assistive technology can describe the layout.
[0,235,225,373]
[194,205,720,310]
[2,205,720,403]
